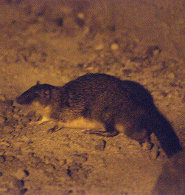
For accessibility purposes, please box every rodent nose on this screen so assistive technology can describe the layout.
[16,96,20,103]
[16,96,24,104]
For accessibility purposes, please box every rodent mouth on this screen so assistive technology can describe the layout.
[16,97,23,104]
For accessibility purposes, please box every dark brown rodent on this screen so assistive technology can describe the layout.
[16,73,182,157]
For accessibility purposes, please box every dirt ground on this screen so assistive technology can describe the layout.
[0,0,184,194]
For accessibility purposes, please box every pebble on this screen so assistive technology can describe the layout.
[77,12,85,20]
[2,126,13,134]
[0,187,8,193]
[182,95,185,103]
[0,94,6,101]
[168,73,175,79]
[0,155,6,163]
[94,43,104,51]
[13,169,29,180]
[72,153,88,163]
[20,188,28,194]
[12,179,24,189]
[44,163,56,172]
[95,139,106,151]
[153,48,160,56]
[146,45,161,58]
[111,43,119,51]
[0,116,5,124]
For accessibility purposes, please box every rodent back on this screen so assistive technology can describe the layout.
[61,74,155,123]
[64,73,154,109]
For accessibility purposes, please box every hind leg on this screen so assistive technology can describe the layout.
[125,126,160,159]
[139,131,160,159]
[135,130,160,159]
[126,127,153,150]
[124,124,149,143]
[139,134,154,151]
[83,122,119,137]
[83,108,119,137]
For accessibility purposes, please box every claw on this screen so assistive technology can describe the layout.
[47,125,59,133]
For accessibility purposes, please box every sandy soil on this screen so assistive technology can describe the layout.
[0,0,184,194]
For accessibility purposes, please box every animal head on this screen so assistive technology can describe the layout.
[16,81,56,106]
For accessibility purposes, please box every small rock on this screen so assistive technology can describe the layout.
[182,95,185,103]
[20,188,28,194]
[44,163,56,172]
[2,126,13,133]
[0,186,8,193]
[0,94,6,101]
[77,12,85,20]
[76,12,85,27]
[76,189,86,194]
[168,73,175,79]
[12,178,24,189]
[0,141,11,149]
[13,107,21,113]
[68,190,73,194]
[72,153,88,163]
[145,45,161,58]
[94,43,104,51]
[5,117,18,127]
[0,116,5,124]
[6,155,17,162]
[95,139,106,151]
[0,155,6,163]
[55,17,63,27]
[122,69,132,76]
[111,43,119,51]
[13,169,29,180]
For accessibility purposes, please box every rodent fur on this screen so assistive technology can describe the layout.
[16,73,182,157]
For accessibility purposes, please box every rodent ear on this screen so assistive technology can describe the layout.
[36,81,40,85]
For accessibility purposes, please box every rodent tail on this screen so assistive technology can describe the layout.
[147,108,182,157]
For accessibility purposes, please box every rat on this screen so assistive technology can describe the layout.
[16,73,182,157]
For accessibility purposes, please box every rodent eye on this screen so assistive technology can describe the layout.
[41,90,50,99]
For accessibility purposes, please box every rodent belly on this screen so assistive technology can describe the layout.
[58,117,104,129]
